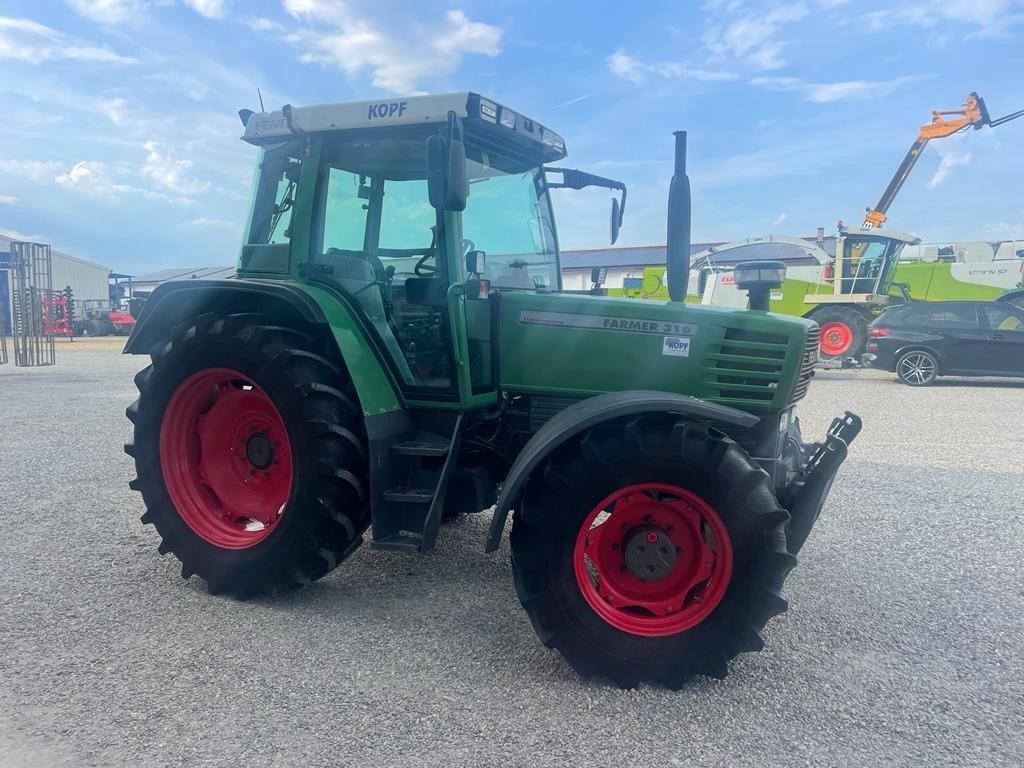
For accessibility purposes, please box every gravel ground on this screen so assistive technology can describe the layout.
[1,338,1022,767]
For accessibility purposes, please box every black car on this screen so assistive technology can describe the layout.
[864,300,1024,385]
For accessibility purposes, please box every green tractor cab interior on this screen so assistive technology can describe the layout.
[124,92,861,689]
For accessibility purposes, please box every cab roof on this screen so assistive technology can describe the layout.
[240,91,567,162]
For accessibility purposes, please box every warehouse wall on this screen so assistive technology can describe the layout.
[51,253,111,303]
[0,235,111,303]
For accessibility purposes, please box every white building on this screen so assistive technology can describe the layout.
[1,234,111,303]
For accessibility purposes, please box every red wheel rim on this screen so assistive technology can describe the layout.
[160,368,293,549]
[573,482,733,637]
[819,321,853,356]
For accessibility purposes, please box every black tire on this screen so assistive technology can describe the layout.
[895,349,939,386]
[812,306,867,361]
[125,311,370,597]
[510,415,795,689]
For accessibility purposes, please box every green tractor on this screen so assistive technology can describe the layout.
[124,93,860,688]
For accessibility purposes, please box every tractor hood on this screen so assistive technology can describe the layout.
[497,290,818,411]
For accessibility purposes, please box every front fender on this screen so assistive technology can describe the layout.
[484,390,759,552]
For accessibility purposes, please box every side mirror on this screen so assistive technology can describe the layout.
[427,112,468,211]
[611,198,621,244]
[465,250,486,275]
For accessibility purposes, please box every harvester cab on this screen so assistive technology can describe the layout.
[124,92,861,688]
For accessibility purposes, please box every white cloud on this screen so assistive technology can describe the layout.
[0,16,135,64]
[928,149,972,189]
[773,212,790,225]
[606,50,644,83]
[67,0,229,22]
[0,194,16,204]
[56,159,191,203]
[101,97,129,124]
[702,2,809,70]
[65,1,151,24]
[140,141,211,195]
[276,4,502,92]
[606,49,738,83]
[751,74,926,102]
[0,159,66,180]
[866,1,1024,34]
[182,0,227,18]
[190,217,237,228]
[248,16,283,32]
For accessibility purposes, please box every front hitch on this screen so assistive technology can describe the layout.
[784,412,862,554]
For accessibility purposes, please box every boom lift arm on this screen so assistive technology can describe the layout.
[863,92,1024,229]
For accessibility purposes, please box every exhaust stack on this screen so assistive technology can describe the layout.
[666,131,690,303]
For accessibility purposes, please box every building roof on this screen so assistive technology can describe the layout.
[561,236,838,270]
[132,266,236,284]
[0,233,111,272]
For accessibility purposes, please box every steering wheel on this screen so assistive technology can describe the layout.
[414,251,438,276]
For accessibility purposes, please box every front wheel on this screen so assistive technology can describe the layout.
[896,349,938,386]
[511,416,796,688]
[813,306,867,360]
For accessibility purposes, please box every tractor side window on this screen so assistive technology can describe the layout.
[322,168,370,251]
[241,141,302,273]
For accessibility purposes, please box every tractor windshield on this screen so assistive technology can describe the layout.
[463,163,559,290]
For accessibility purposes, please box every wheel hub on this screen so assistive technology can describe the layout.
[573,483,733,637]
[623,526,677,581]
[159,368,293,549]
[245,432,275,469]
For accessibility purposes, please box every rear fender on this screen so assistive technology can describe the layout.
[124,279,402,416]
[484,391,759,552]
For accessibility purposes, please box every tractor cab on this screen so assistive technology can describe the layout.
[830,227,918,299]
[239,93,624,402]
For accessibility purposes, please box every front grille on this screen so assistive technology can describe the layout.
[703,327,788,405]
[790,327,819,404]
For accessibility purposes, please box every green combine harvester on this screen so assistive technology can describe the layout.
[124,93,860,688]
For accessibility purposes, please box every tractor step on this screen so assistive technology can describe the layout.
[382,486,434,503]
[391,440,450,458]
[371,414,464,554]
[372,533,424,552]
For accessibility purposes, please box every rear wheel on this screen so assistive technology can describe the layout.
[125,312,370,596]
[511,416,795,688]
[896,349,938,386]
[813,307,867,360]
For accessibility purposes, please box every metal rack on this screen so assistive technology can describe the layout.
[8,242,56,367]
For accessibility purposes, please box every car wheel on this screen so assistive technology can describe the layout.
[896,350,938,386]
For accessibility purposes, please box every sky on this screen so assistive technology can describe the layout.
[0,0,1022,275]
